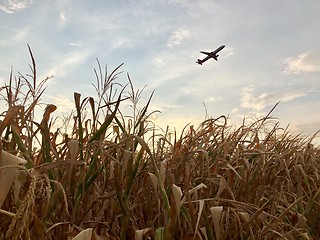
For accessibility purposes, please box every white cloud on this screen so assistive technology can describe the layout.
[149,103,183,113]
[240,85,306,111]
[153,58,166,68]
[0,0,33,13]
[58,11,67,27]
[59,11,66,21]
[165,104,183,109]
[167,27,190,48]
[45,94,75,113]
[224,46,234,58]
[68,43,80,47]
[283,50,320,75]
[41,50,91,80]
[205,97,216,102]
[0,27,29,46]
[231,108,238,114]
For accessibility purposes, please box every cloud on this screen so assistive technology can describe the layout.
[224,46,234,58]
[283,50,320,75]
[149,103,183,113]
[58,11,67,26]
[240,85,306,111]
[0,27,29,46]
[41,50,91,80]
[206,97,216,102]
[68,43,81,47]
[45,94,75,113]
[167,27,190,48]
[0,0,33,13]
[294,121,320,135]
[165,104,183,109]
[59,11,66,21]
[153,58,166,68]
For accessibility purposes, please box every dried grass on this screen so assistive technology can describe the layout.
[0,47,319,239]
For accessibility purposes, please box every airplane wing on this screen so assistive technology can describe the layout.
[200,51,212,55]
[197,45,225,64]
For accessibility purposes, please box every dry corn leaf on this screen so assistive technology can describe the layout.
[13,169,28,203]
[238,211,250,222]
[215,176,227,199]
[148,172,158,192]
[135,228,151,240]
[172,184,183,212]
[0,150,27,209]
[123,149,132,178]
[0,106,21,135]
[72,228,109,240]
[197,149,209,161]
[72,228,93,240]
[109,161,116,180]
[226,163,242,180]
[210,206,223,240]
[199,227,207,240]
[189,183,207,195]
[243,159,250,169]
[68,139,79,161]
[194,200,204,239]
[297,213,307,228]
[181,183,207,205]
[160,160,168,187]
[42,104,57,123]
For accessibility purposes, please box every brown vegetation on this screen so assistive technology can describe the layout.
[0,48,319,239]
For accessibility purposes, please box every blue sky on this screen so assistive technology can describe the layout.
[1,0,320,140]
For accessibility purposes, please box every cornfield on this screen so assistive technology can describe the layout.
[0,47,319,239]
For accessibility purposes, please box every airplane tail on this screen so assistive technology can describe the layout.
[196,59,202,65]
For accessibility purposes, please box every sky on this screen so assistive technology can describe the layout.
[0,0,320,142]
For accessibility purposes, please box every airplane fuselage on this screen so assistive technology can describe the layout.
[197,45,225,65]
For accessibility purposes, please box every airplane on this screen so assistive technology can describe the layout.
[196,45,225,65]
